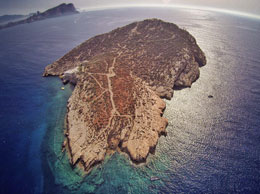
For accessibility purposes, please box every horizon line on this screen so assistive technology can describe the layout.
[80,4,260,20]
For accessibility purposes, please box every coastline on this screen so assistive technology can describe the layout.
[40,80,86,192]
[40,77,170,193]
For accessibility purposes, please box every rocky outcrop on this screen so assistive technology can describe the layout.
[0,3,78,30]
[43,19,206,172]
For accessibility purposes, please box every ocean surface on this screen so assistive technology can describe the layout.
[0,7,260,194]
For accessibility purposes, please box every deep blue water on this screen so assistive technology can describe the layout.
[0,7,259,194]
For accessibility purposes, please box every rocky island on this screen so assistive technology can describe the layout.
[0,3,78,30]
[43,19,206,173]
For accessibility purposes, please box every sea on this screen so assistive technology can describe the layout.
[0,7,259,194]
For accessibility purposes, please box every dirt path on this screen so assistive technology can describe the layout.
[107,56,120,116]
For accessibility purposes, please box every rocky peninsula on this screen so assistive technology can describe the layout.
[43,19,206,173]
[0,3,78,30]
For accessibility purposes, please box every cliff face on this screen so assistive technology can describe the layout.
[44,19,206,172]
[0,3,78,30]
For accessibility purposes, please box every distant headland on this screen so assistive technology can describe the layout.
[0,3,78,30]
[43,19,206,173]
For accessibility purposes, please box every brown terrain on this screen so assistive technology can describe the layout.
[43,19,206,173]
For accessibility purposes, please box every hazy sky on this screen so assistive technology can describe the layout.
[0,0,259,16]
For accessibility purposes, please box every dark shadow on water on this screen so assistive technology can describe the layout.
[173,85,190,91]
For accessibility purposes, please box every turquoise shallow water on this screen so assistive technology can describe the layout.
[0,7,260,194]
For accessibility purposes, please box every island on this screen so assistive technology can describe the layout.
[0,3,78,30]
[43,19,206,173]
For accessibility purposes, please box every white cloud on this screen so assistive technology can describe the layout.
[161,0,172,4]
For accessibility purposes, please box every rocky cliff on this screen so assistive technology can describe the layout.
[43,19,206,173]
[0,3,78,30]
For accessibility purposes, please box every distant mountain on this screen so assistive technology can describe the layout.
[0,14,26,24]
[0,3,79,30]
